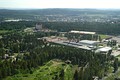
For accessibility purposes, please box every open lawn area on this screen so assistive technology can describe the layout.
[99,34,110,39]
[4,59,73,80]
[0,30,10,34]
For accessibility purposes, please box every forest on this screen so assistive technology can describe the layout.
[0,30,118,80]
[0,21,120,35]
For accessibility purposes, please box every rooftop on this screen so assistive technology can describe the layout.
[79,40,99,44]
[70,30,96,35]
[97,47,112,52]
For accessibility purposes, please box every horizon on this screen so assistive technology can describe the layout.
[1,8,120,10]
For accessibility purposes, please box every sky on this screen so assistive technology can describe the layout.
[0,0,120,9]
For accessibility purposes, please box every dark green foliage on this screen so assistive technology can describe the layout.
[54,75,59,80]
[43,22,120,35]
[0,21,120,35]
[113,58,118,73]
[0,21,35,30]
[74,70,79,80]
[59,69,64,80]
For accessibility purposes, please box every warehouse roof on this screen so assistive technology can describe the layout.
[79,40,99,45]
[97,47,112,52]
[70,30,96,34]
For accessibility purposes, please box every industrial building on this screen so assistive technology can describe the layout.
[70,30,96,35]
[63,40,99,50]
[96,47,112,53]
[79,40,99,47]
[66,40,99,47]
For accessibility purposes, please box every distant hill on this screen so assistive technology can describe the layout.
[0,8,120,15]
[0,8,120,22]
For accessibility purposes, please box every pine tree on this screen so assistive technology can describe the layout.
[59,69,64,80]
[113,58,118,73]
[74,70,79,80]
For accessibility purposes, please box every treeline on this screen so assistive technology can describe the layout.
[0,21,36,30]
[43,22,120,35]
[0,21,120,35]
[73,58,119,80]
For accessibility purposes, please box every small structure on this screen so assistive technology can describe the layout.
[117,48,120,51]
[35,23,42,31]
[0,36,2,39]
[112,37,120,43]
[96,47,112,53]
[59,32,67,37]
[92,76,99,80]
[4,54,9,59]
[65,60,71,64]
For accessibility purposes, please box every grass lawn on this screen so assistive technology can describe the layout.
[0,30,10,34]
[4,59,73,80]
[99,34,110,39]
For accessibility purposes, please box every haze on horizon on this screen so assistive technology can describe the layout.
[0,0,120,9]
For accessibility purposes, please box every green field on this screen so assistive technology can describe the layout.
[99,34,110,39]
[4,59,73,80]
[0,30,10,34]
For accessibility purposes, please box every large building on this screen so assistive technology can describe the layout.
[79,40,99,47]
[65,40,99,47]
[63,40,99,50]
[70,30,96,35]
[96,47,112,53]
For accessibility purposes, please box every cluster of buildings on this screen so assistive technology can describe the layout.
[63,40,112,54]
[40,29,118,55]
[44,37,112,54]
[55,30,113,54]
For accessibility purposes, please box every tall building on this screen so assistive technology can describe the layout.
[35,23,42,30]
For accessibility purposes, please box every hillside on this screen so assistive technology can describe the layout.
[4,60,74,80]
[0,9,120,22]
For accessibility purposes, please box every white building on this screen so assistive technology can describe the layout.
[96,47,112,53]
[79,40,99,47]
[70,30,96,35]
